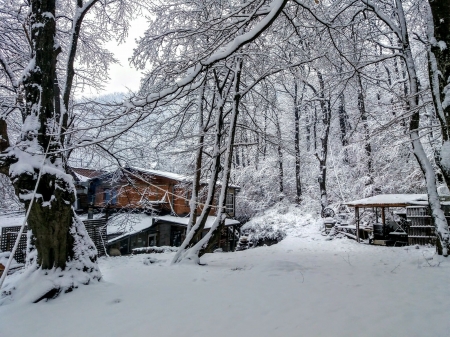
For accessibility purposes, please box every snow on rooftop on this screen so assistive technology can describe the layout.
[130,167,190,182]
[107,214,240,243]
[155,214,240,229]
[0,213,26,230]
[72,171,90,183]
[130,167,240,189]
[70,167,105,182]
[346,194,428,206]
[107,214,154,241]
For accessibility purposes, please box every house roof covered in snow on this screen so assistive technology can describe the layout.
[345,194,428,207]
[107,214,154,243]
[127,167,240,189]
[155,215,240,229]
[107,214,240,244]
[70,167,106,183]
[128,167,191,183]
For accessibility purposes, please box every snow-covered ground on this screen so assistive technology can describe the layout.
[1,218,450,337]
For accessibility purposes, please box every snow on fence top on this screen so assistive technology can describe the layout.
[0,213,26,231]
[345,194,428,207]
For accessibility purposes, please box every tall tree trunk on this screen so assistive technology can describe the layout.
[186,79,207,235]
[338,93,348,147]
[199,59,242,257]
[0,0,99,298]
[306,111,311,152]
[177,59,242,263]
[275,110,284,199]
[316,71,330,212]
[263,111,268,159]
[357,75,373,191]
[426,0,450,188]
[338,92,350,164]
[294,80,302,203]
[396,0,449,255]
[172,68,232,264]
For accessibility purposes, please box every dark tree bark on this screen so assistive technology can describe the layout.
[427,0,450,188]
[293,80,302,203]
[0,0,99,281]
[338,93,348,147]
[316,71,330,212]
[199,59,243,257]
[388,0,449,256]
[172,68,231,263]
[275,110,284,199]
[357,76,373,188]
[185,78,208,235]
[17,0,76,270]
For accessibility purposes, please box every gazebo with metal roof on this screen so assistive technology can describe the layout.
[345,194,428,243]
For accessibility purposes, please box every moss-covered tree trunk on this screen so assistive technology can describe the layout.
[20,174,76,270]
[2,0,98,277]
[12,0,73,270]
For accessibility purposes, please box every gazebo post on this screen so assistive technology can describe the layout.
[381,207,386,238]
[355,206,360,243]
[232,225,236,251]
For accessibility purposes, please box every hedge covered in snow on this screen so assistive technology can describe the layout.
[241,201,321,247]
[132,246,179,254]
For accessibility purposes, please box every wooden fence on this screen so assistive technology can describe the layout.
[0,226,28,263]
[83,218,107,257]
[0,219,107,263]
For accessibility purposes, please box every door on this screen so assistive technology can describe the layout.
[148,234,157,247]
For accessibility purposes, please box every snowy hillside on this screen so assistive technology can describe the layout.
[1,218,449,337]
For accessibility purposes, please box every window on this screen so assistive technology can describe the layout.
[103,189,117,205]
[148,234,157,247]
[103,189,110,202]
[226,193,234,214]
[185,191,192,206]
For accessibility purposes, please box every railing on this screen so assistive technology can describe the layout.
[0,219,108,264]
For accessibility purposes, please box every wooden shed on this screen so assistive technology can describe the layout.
[107,214,241,255]
[344,194,447,246]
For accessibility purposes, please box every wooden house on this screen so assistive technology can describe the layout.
[89,167,239,218]
[69,167,106,212]
[107,214,241,255]
[74,166,241,254]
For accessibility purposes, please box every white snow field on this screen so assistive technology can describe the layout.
[1,220,449,337]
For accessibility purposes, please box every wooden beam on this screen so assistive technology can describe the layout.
[232,225,236,252]
[347,203,409,208]
[382,207,386,238]
[355,207,360,243]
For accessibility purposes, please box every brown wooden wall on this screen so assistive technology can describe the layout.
[92,172,236,217]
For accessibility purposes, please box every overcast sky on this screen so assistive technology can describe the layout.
[82,16,147,97]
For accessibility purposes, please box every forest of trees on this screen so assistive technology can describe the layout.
[1,0,450,295]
